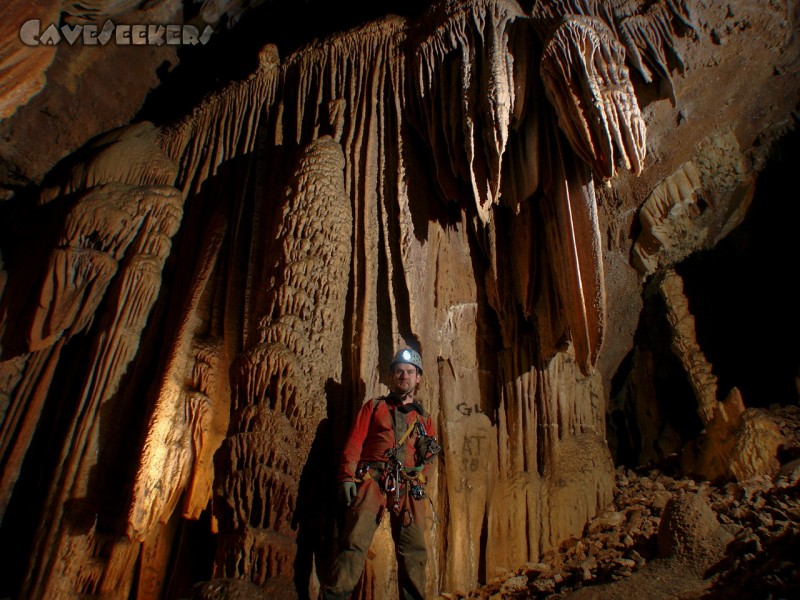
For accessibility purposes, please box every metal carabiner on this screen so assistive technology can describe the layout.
[402,508,414,527]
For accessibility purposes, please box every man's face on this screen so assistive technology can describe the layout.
[392,363,420,396]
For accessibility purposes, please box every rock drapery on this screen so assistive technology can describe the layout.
[0,0,798,598]
[0,0,60,120]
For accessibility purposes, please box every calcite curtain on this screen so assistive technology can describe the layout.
[0,0,693,598]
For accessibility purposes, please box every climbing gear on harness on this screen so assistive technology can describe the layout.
[397,418,418,447]
[355,461,386,482]
[354,393,438,527]
[414,419,442,463]
[390,348,423,374]
[416,435,441,462]
[383,415,431,524]
[410,484,425,501]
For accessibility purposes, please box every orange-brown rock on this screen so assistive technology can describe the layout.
[0,0,798,599]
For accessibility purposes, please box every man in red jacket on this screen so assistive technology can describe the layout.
[323,348,440,600]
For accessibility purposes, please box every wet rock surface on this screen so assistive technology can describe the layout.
[439,405,800,600]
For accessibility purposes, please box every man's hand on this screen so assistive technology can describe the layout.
[339,481,357,506]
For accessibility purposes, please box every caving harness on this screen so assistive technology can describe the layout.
[355,397,441,526]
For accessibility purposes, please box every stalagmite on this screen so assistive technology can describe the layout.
[214,135,352,589]
[658,269,784,482]
[657,268,718,423]
[127,47,282,545]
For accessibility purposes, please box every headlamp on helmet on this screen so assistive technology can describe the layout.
[390,348,423,374]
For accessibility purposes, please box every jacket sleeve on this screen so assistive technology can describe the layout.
[338,399,375,482]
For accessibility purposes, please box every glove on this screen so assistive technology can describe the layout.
[338,481,357,506]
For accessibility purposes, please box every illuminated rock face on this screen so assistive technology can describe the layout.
[0,0,798,599]
[212,135,352,587]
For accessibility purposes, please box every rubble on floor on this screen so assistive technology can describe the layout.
[437,405,800,600]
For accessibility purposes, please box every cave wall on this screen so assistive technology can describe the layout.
[0,0,799,599]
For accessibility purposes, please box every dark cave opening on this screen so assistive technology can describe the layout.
[677,128,800,409]
[608,128,800,469]
[607,294,704,469]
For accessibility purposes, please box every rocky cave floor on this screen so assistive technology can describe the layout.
[438,405,800,600]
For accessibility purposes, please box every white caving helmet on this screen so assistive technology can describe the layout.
[389,348,423,375]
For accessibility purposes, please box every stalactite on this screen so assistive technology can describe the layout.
[540,15,646,179]
[1,181,182,528]
[498,29,543,215]
[615,0,696,104]
[127,45,282,544]
[538,132,606,376]
[160,44,281,198]
[632,131,750,276]
[277,16,408,397]
[411,0,524,223]
[532,0,697,106]
[530,0,618,40]
[40,122,178,203]
[28,182,176,350]
[632,161,703,275]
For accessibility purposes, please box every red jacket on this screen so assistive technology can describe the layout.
[338,396,436,483]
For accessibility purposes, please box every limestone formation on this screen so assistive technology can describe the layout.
[657,269,785,482]
[632,161,704,275]
[656,490,730,565]
[8,181,183,598]
[411,0,524,222]
[632,132,753,275]
[531,0,696,104]
[0,0,798,599]
[126,48,282,546]
[540,15,645,179]
[213,135,352,588]
[455,444,800,598]
[0,0,60,120]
